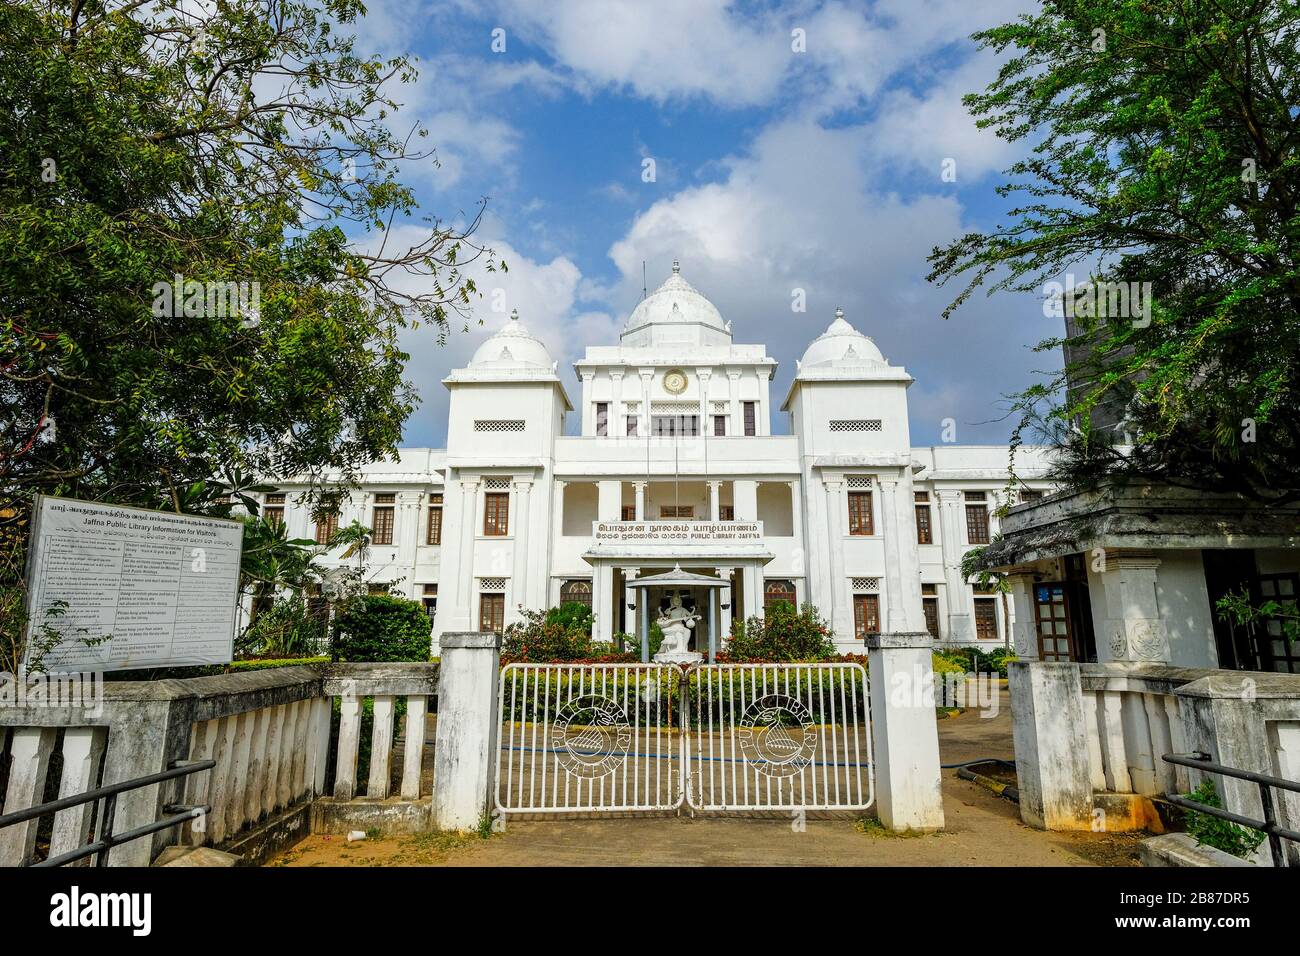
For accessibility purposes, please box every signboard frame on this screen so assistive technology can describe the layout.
[23,494,245,673]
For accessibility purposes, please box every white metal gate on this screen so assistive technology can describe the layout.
[494,661,871,816]
[495,663,684,814]
[685,663,872,811]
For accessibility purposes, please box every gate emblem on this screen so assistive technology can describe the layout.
[737,694,818,777]
[553,695,632,778]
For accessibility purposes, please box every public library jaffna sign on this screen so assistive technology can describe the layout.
[593,520,763,544]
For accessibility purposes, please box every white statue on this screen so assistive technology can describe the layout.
[655,593,701,660]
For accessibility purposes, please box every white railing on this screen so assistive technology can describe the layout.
[1079,664,1201,797]
[0,662,437,865]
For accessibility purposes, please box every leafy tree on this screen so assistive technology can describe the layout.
[0,0,498,659]
[928,0,1300,504]
[331,594,431,662]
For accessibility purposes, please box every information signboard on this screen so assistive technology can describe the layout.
[24,495,243,672]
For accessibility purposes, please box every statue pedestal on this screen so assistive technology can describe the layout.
[653,649,702,665]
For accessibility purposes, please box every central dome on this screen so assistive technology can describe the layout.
[620,261,731,348]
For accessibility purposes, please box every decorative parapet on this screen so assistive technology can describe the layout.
[0,661,440,866]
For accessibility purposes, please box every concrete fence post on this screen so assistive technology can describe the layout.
[1009,660,1094,830]
[867,632,945,831]
[432,632,502,831]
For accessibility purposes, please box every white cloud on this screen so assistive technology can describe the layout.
[601,119,1048,443]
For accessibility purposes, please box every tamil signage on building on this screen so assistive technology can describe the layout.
[24,495,243,672]
[593,520,763,544]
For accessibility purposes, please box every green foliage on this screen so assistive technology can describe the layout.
[1215,587,1298,648]
[544,601,594,635]
[725,602,837,662]
[1183,780,1267,859]
[227,656,329,672]
[331,595,431,662]
[239,596,327,658]
[930,652,968,678]
[0,0,497,661]
[935,645,1018,677]
[500,606,633,663]
[928,1,1300,501]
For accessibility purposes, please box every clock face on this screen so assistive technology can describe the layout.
[663,370,688,394]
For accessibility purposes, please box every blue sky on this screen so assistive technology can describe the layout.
[346,0,1056,448]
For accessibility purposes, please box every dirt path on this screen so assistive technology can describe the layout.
[269,686,1146,867]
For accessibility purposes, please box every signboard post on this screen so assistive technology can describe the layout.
[24,495,244,672]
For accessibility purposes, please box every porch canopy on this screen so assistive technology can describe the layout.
[627,564,728,663]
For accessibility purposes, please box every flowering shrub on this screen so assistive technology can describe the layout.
[725,602,837,662]
[501,607,636,663]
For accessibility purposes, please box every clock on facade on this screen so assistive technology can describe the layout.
[662,369,688,394]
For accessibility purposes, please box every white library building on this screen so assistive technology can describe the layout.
[263,263,1055,655]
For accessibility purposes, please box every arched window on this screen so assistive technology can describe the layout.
[764,579,796,611]
[561,579,593,608]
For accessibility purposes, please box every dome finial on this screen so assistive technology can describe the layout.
[834,306,844,321]
[671,259,680,275]
[510,308,520,322]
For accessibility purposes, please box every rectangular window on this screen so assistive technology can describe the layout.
[421,584,437,623]
[853,594,880,641]
[595,402,608,437]
[484,492,509,536]
[974,598,999,641]
[1033,583,1073,660]
[426,494,443,545]
[847,491,873,535]
[479,593,505,634]
[264,493,285,528]
[1020,489,1043,502]
[371,493,395,545]
[965,502,990,544]
[652,415,699,436]
[714,414,726,437]
[719,505,735,521]
[915,503,932,544]
[659,505,695,519]
[315,510,339,545]
[743,401,757,436]
[923,597,940,638]
[626,415,638,437]
[621,505,636,521]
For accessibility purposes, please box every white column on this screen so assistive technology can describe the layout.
[511,480,533,617]
[868,633,946,831]
[610,370,625,436]
[396,491,422,594]
[580,371,596,435]
[878,477,908,633]
[787,479,805,579]
[1007,570,1039,659]
[1097,550,1169,663]
[433,632,502,830]
[639,368,653,435]
[824,478,847,636]
[727,369,741,433]
[717,566,734,640]
[708,481,721,521]
[458,478,479,627]
[936,489,973,642]
[593,562,614,642]
[634,481,646,521]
